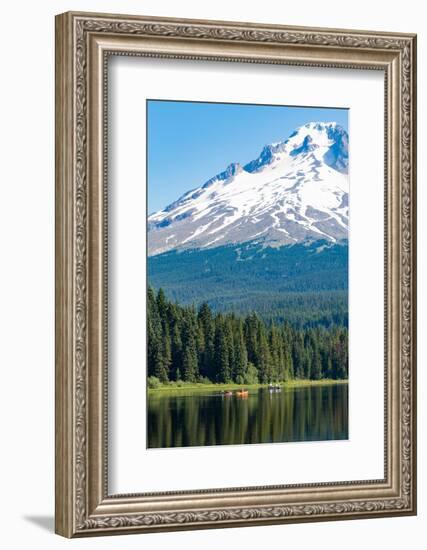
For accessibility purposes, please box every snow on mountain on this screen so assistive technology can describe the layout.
[148,122,349,256]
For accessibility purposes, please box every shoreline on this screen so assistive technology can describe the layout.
[148,379,348,394]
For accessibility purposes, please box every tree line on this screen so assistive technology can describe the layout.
[148,287,348,385]
[148,241,348,329]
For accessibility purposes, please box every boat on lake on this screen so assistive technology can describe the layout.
[235,390,249,398]
[268,384,282,392]
[221,390,233,397]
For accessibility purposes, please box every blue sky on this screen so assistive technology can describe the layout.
[147,100,348,213]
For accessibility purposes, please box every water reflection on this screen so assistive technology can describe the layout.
[147,384,348,449]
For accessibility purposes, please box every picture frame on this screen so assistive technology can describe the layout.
[55,11,417,537]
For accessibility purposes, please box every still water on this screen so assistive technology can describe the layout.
[147,384,348,449]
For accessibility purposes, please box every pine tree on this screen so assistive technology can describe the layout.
[282,324,294,380]
[233,320,248,384]
[171,320,183,381]
[146,286,348,385]
[244,313,260,367]
[214,317,231,383]
[293,332,305,379]
[181,315,198,382]
[269,324,283,381]
[257,323,272,383]
[311,340,323,380]
[147,286,162,378]
[153,339,169,383]
[335,329,348,379]
[198,303,215,379]
[156,287,168,320]
[224,318,235,381]
[284,345,293,381]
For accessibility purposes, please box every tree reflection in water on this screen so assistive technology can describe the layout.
[147,384,348,448]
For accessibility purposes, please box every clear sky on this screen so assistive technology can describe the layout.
[147,100,348,213]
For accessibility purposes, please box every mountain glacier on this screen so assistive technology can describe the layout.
[148,121,349,256]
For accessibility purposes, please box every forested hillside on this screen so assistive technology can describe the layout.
[148,240,348,328]
[148,287,348,385]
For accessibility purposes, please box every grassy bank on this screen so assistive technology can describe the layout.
[148,379,348,394]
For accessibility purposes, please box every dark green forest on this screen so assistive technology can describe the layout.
[148,240,348,328]
[148,286,348,385]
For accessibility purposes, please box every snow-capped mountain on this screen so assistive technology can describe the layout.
[148,122,349,256]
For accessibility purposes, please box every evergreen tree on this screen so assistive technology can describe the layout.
[156,287,168,320]
[146,286,348,384]
[197,303,215,380]
[244,313,260,366]
[181,316,198,382]
[153,337,170,383]
[293,333,306,379]
[233,320,248,384]
[257,323,272,383]
[214,317,231,383]
[224,318,235,381]
[311,341,323,380]
[171,322,183,380]
[269,324,283,381]
[147,286,161,377]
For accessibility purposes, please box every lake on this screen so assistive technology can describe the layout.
[147,383,348,448]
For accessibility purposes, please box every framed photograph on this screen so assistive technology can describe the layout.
[55,11,417,537]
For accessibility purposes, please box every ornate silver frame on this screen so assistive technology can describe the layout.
[55,11,417,537]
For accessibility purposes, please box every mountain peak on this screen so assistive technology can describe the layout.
[244,142,287,173]
[148,121,349,255]
[243,121,347,174]
[202,162,243,189]
[289,121,344,145]
[289,134,318,157]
